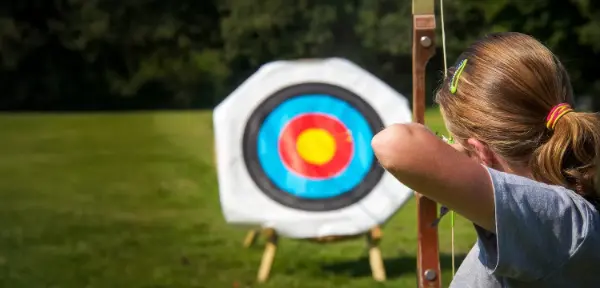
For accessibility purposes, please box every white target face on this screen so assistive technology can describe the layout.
[213,58,414,238]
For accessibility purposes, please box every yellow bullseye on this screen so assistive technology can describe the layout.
[296,128,337,165]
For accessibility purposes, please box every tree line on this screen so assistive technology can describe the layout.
[1,0,599,111]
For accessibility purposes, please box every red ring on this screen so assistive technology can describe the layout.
[278,113,353,179]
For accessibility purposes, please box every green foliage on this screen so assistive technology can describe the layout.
[1,0,600,110]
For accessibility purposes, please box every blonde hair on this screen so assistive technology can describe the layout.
[436,32,600,202]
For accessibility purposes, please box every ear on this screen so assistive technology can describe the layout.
[466,138,495,167]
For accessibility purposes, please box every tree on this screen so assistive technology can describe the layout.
[1,0,600,110]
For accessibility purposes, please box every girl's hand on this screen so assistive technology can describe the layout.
[442,135,471,157]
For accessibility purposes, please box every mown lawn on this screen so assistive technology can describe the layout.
[0,108,475,288]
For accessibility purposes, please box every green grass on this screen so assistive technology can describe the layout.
[0,108,475,288]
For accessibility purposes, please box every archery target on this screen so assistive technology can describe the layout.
[243,83,384,211]
[214,58,414,238]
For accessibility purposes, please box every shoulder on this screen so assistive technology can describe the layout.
[485,167,597,221]
[477,167,599,280]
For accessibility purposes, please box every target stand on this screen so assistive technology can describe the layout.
[214,58,414,283]
[243,226,386,282]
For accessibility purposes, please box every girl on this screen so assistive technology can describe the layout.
[372,32,600,287]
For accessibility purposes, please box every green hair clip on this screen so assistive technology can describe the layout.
[450,59,468,94]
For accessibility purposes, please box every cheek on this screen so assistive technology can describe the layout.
[439,110,453,130]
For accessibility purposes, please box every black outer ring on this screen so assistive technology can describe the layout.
[242,83,385,212]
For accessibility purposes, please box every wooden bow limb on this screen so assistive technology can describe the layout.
[412,0,442,287]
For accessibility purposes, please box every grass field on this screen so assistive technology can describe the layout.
[0,108,476,288]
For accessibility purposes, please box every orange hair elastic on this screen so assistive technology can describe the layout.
[546,103,574,130]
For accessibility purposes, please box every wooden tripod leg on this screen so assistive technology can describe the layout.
[367,227,386,282]
[243,229,259,248]
[257,229,278,283]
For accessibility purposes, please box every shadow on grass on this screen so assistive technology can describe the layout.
[320,253,467,279]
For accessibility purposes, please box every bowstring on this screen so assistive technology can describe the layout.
[439,0,456,277]
[440,0,448,78]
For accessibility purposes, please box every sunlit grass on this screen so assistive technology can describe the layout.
[0,108,475,288]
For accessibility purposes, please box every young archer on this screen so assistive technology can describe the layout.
[373,32,600,287]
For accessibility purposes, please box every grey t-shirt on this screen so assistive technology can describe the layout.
[450,167,600,287]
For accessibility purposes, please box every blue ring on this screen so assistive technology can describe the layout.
[257,94,375,199]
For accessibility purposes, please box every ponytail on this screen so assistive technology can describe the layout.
[531,112,600,202]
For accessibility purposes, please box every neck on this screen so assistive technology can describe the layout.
[494,159,533,179]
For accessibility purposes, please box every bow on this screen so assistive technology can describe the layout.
[412,0,442,287]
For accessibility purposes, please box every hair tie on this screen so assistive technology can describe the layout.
[546,103,573,130]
